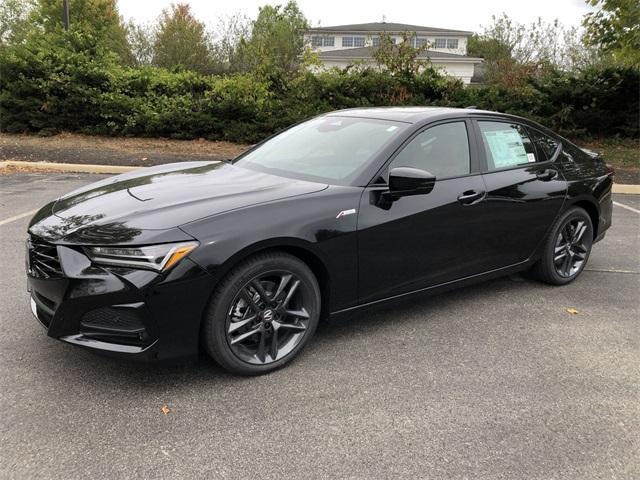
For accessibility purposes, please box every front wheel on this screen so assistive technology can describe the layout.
[203,252,321,375]
[532,206,593,285]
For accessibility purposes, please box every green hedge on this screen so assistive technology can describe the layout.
[1,32,638,142]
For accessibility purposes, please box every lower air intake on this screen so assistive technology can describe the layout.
[80,307,147,345]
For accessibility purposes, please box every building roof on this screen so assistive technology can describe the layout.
[308,22,473,35]
[317,46,482,62]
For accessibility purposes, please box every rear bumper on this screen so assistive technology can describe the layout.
[594,230,608,244]
[27,244,216,362]
[595,180,614,243]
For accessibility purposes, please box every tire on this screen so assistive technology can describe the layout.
[202,251,321,375]
[531,206,594,285]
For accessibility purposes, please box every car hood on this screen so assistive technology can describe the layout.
[30,161,327,243]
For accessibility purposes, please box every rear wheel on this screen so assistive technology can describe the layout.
[532,206,593,285]
[203,252,320,375]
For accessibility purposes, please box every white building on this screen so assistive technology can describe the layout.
[306,22,482,84]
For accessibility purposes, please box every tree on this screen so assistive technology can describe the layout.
[583,0,640,67]
[469,14,607,85]
[29,0,133,64]
[152,3,213,74]
[237,1,309,78]
[0,0,36,45]
[127,20,154,66]
[560,26,607,71]
[209,13,251,74]
[373,32,431,77]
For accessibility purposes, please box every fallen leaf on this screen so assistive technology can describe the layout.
[141,157,148,161]
[161,405,171,415]
[566,308,579,315]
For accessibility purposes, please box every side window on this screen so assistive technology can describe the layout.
[390,122,470,179]
[528,128,560,161]
[478,121,537,171]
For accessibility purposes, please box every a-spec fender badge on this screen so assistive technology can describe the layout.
[336,209,357,219]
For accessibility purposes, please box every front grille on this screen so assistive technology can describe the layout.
[28,235,63,279]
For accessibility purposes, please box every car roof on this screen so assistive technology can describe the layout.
[324,106,499,124]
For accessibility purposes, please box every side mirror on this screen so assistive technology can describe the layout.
[388,167,436,197]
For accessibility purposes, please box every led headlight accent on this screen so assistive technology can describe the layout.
[85,241,199,271]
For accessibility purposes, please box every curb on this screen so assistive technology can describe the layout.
[612,184,640,194]
[1,160,639,194]
[0,160,143,174]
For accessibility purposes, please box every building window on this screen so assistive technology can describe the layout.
[412,37,429,48]
[311,35,334,47]
[434,38,447,48]
[342,36,365,48]
[372,36,396,47]
[447,38,458,49]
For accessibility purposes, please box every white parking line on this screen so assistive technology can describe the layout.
[585,268,639,274]
[0,209,38,226]
[613,201,640,214]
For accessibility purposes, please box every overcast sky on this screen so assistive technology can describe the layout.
[117,0,593,32]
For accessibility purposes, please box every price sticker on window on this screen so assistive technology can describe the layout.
[483,129,528,168]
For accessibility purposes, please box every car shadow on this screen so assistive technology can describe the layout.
[50,275,541,380]
[316,272,533,338]
[37,272,547,391]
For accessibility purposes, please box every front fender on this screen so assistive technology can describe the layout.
[179,186,362,312]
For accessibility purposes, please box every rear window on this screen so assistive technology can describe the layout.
[478,121,537,171]
[528,128,560,161]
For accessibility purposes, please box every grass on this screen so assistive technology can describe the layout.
[0,132,248,158]
[577,138,639,169]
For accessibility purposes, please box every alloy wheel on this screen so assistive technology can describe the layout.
[225,271,311,365]
[553,218,591,278]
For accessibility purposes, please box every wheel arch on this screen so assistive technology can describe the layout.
[211,238,332,322]
[566,197,600,239]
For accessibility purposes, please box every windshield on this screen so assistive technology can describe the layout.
[234,116,408,185]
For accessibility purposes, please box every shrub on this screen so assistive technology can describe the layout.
[451,67,639,138]
[1,33,638,142]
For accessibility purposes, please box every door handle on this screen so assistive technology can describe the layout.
[457,190,485,206]
[536,169,558,181]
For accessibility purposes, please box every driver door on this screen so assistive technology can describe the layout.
[357,120,488,304]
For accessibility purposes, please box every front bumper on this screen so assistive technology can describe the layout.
[27,241,216,362]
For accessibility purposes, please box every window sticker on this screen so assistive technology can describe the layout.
[483,129,528,168]
[527,152,536,162]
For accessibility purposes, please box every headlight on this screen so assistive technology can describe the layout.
[85,241,199,271]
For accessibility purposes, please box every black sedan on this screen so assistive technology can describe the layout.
[26,107,613,375]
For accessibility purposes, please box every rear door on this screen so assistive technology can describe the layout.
[471,119,568,269]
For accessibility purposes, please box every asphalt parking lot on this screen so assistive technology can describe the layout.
[1,172,638,479]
